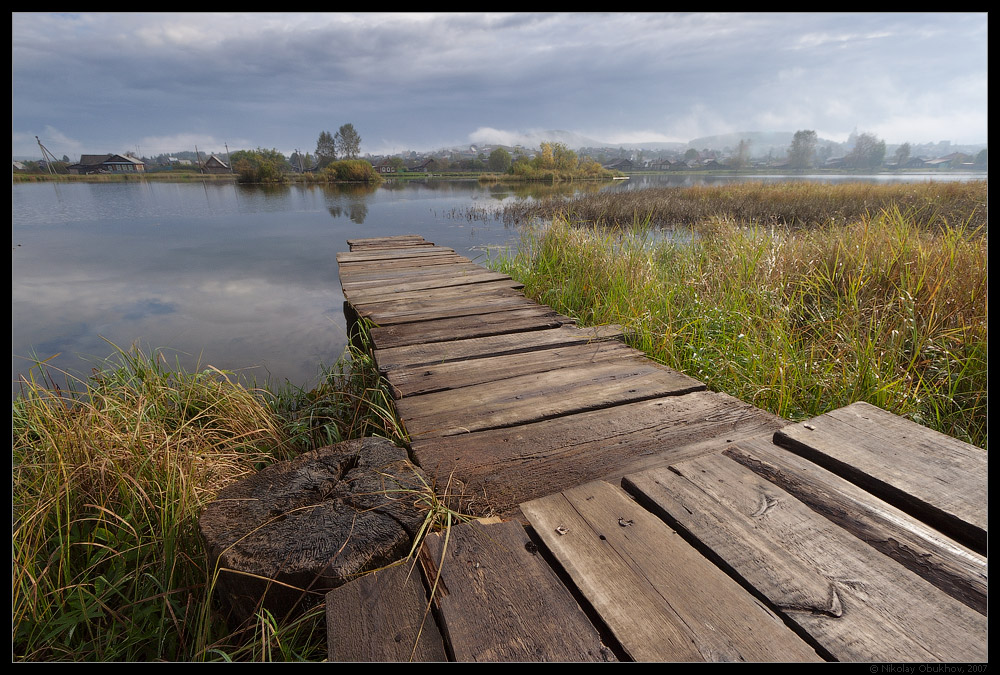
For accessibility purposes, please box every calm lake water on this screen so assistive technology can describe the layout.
[11,173,986,396]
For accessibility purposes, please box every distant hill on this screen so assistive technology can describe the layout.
[685,131,839,155]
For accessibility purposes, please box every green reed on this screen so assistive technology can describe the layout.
[13,328,406,661]
[490,203,987,449]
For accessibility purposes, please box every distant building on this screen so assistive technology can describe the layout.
[202,155,230,174]
[69,154,146,174]
[407,159,438,172]
[373,160,397,174]
[602,158,634,171]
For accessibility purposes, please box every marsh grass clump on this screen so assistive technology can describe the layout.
[491,203,987,449]
[268,326,405,449]
[498,180,988,233]
[12,329,409,661]
[12,344,293,661]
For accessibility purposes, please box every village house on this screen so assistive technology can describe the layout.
[407,159,438,173]
[202,155,230,174]
[373,160,397,174]
[69,154,146,174]
[602,158,634,171]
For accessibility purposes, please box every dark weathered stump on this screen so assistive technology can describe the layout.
[199,437,430,624]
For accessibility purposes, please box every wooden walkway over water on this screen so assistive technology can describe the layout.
[327,235,987,662]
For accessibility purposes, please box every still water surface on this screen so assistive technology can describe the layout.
[11,173,984,395]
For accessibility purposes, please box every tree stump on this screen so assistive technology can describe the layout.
[199,437,431,624]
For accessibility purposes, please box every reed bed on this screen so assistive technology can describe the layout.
[12,332,405,661]
[490,201,987,450]
[497,180,988,233]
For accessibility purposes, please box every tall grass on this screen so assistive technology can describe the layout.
[490,204,987,449]
[13,330,407,661]
[497,180,988,232]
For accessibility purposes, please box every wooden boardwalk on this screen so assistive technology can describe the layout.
[328,235,987,662]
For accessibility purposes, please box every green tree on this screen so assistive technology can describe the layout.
[335,124,361,160]
[847,132,886,169]
[230,148,288,183]
[488,147,512,173]
[974,148,987,169]
[316,131,336,168]
[533,142,577,172]
[787,130,817,170]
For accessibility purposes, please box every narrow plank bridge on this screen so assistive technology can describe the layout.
[326,235,987,662]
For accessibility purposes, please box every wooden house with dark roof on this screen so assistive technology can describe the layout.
[69,154,146,174]
[202,155,230,174]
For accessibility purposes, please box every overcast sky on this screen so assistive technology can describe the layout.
[12,12,988,159]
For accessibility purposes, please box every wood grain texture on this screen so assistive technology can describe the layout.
[339,261,489,286]
[521,480,822,662]
[344,269,518,299]
[368,306,571,350]
[723,441,987,615]
[373,324,624,372]
[361,295,543,328]
[622,443,987,662]
[385,340,643,398]
[336,246,457,263]
[325,563,448,662]
[347,235,435,249]
[773,401,987,552]
[411,391,784,517]
[345,279,526,308]
[418,520,616,662]
[395,359,704,439]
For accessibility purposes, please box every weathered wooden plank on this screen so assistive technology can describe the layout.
[339,261,488,285]
[343,267,512,291]
[348,235,434,249]
[369,306,571,350]
[344,269,517,299]
[723,441,988,615]
[520,481,823,662]
[386,340,643,398]
[418,520,616,662]
[373,324,624,372]
[362,294,543,328]
[338,253,469,272]
[347,280,526,310]
[325,562,448,662]
[411,391,783,518]
[396,359,704,439]
[622,444,988,662]
[337,246,457,263]
[773,401,987,552]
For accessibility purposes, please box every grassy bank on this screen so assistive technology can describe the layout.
[497,180,988,232]
[489,191,987,450]
[13,333,405,661]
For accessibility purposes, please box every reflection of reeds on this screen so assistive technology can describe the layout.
[496,180,988,232]
[490,198,987,450]
[13,327,408,661]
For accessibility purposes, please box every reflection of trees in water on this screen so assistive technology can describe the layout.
[321,183,377,224]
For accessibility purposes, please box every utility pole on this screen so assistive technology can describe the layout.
[35,136,58,174]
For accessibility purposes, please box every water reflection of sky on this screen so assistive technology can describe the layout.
[12,180,533,395]
[11,174,985,395]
